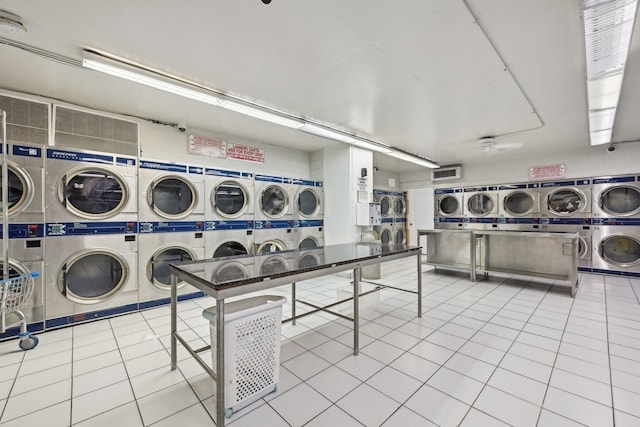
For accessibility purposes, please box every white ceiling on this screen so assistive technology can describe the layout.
[0,0,638,172]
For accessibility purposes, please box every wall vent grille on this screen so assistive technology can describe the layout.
[0,94,49,145]
[432,165,462,181]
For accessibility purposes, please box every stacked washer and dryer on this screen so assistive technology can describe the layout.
[373,189,395,244]
[293,178,324,249]
[591,175,640,277]
[137,159,206,309]
[392,191,407,244]
[433,188,464,230]
[0,94,49,337]
[253,174,297,253]
[462,185,499,230]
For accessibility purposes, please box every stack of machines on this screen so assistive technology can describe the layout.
[435,175,640,277]
[372,189,408,244]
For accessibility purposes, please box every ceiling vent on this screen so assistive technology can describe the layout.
[431,165,462,182]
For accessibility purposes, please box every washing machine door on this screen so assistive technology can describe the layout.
[213,241,249,257]
[380,196,392,217]
[212,262,249,283]
[259,185,289,218]
[148,246,196,290]
[379,228,393,244]
[437,195,460,216]
[59,167,129,220]
[58,249,129,304]
[298,188,320,218]
[395,228,406,244]
[298,253,320,269]
[467,193,494,216]
[394,197,406,216]
[148,175,198,220]
[213,180,249,218]
[599,235,640,267]
[0,162,34,217]
[259,255,289,276]
[503,191,535,216]
[298,236,320,249]
[256,240,287,254]
[546,189,586,216]
[598,186,640,217]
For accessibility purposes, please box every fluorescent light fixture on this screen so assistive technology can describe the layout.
[582,0,638,146]
[82,49,438,168]
[386,150,439,169]
[82,50,303,129]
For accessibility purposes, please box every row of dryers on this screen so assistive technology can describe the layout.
[373,189,406,219]
[1,142,324,334]
[434,176,640,277]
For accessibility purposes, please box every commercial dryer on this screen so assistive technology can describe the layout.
[293,178,323,222]
[463,185,499,230]
[255,174,294,222]
[592,218,640,277]
[296,221,324,249]
[253,220,297,253]
[205,167,254,223]
[540,179,591,219]
[433,188,464,229]
[204,220,254,258]
[374,189,394,219]
[592,175,640,219]
[497,183,541,231]
[1,143,45,225]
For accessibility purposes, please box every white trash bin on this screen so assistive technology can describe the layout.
[202,295,286,418]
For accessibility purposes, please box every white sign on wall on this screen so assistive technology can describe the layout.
[227,142,265,164]
[188,134,226,158]
[529,164,565,180]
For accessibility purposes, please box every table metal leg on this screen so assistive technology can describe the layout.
[353,267,360,356]
[170,274,177,370]
[216,299,226,426]
[291,282,296,325]
[417,252,423,318]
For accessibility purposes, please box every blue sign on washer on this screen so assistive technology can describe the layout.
[255,174,284,183]
[13,144,43,158]
[139,221,204,233]
[47,148,113,164]
[46,221,137,236]
[0,223,45,239]
[592,175,635,184]
[205,220,253,231]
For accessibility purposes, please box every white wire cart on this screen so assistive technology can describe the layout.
[1,272,40,350]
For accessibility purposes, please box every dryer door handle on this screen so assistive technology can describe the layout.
[61,263,68,297]
[60,174,68,207]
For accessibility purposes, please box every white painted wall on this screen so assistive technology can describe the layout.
[373,168,401,191]
[140,122,311,179]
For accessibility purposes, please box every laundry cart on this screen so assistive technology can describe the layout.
[202,295,286,418]
[1,272,40,350]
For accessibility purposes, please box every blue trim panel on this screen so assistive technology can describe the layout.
[47,148,113,165]
[434,217,464,223]
[0,322,45,341]
[592,268,640,278]
[255,174,284,183]
[541,218,592,225]
[592,218,640,226]
[205,168,253,179]
[465,217,499,224]
[115,156,136,167]
[205,220,253,231]
[0,223,45,239]
[592,176,636,184]
[139,159,187,173]
[381,217,394,224]
[254,220,294,229]
[435,188,463,194]
[13,144,43,158]
[46,222,137,236]
[138,291,206,310]
[394,218,407,224]
[498,218,540,224]
[541,179,591,187]
[293,219,324,228]
[45,304,140,329]
[138,221,204,233]
[578,267,591,273]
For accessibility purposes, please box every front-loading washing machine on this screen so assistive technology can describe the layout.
[253,221,297,254]
[374,219,394,245]
[255,174,294,222]
[392,191,406,219]
[393,218,407,244]
[1,142,45,224]
[45,147,137,223]
[497,183,541,231]
[592,175,640,219]
[293,178,324,222]
[374,189,394,219]
[138,223,205,309]
[205,167,254,223]
[433,188,464,229]
[139,159,205,223]
[296,221,324,249]
[463,185,499,230]
[44,222,138,328]
[592,218,640,277]
[204,220,254,258]
[0,224,45,338]
[540,179,591,219]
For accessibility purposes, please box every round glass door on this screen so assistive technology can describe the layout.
[578,237,587,259]
[380,196,391,217]
[58,250,128,304]
[259,256,289,276]
[213,181,249,218]
[0,163,33,217]
[149,176,197,220]
[394,197,406,216]
[504,191,534,216]
[299,236,320,249]
[438,195,459,216]
[213,241,249,258]
[257,240,287,254]
[148,247,195,290]
[379,228,392,244]
[298,189,319,217]
[600,186,640,216]
[467,193,494,216]
[600,235,640,266]
[298,253,320,269]
[547,189,584,216]
[59,167,128,220]
[260,185,289,218]
[213,262,248,283]
[395,228,406,244]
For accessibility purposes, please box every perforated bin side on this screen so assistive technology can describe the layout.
[203,295,286,413]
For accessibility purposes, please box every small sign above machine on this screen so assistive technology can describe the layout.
[529,164,565,181]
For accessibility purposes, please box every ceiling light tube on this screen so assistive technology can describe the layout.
[82,50,304,129]
[386,150,439,169]
[300,123,393,153]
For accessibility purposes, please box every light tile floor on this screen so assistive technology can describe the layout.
[1,259,640,426]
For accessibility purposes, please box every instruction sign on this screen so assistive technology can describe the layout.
[529,164,565,181]
[188,134,226,158]
[227,142,265,164]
